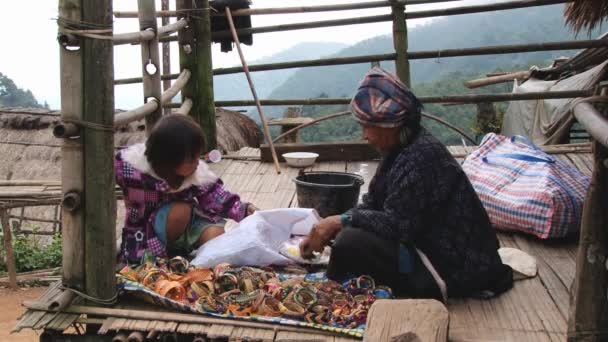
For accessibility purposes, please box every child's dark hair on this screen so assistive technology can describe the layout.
[145,114,205,177]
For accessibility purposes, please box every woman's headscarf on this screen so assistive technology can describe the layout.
[350,67,422,128]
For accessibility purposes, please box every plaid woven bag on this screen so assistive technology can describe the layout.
[462,133,590,239]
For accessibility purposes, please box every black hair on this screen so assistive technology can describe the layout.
[145,114,205,182]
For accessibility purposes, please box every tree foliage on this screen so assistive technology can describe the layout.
[0,72,44,108]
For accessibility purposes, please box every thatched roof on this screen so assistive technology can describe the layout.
[0,107,263,181]
[564,0,608,35]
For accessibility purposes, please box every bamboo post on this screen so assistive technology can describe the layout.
[0,210,17,290]
[82,0,116,303]
[225,7,281,174]
[390,0,411,86]
[568,140,608,341]
[58,0,85,292]
[161,0,171,115]
[139,0,163,133]
[177,0,217,150]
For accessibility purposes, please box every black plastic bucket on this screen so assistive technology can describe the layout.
[293,171,365,218]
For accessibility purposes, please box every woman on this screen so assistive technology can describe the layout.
[300,68,512,300]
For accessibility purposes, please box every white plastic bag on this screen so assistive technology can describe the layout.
[190,208,319,267]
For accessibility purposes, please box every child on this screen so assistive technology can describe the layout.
[115,114,257,264]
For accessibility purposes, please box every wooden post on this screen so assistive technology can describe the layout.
[0,210,17,290]
[390,0,411,86]
[58,0,85,292]
[281,107,301,143]
[161,0,172,115]
[82,0,116,303]
[177,0,217,151]
[568,117,608,341]
[139,0,163,133]
[475,102,498,138]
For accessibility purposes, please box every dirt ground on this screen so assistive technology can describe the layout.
[0,286,47,342]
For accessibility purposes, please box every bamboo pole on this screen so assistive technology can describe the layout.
[568,139,608,340]
[114,100,159,127]
[139,0,163,134]
[177,0,217,151]
[160,69,190,104]
[114,1,461,18]
[391,0,411,87]
[0,210,17,290]
[225,7,281,174]
[465,71,532,89]
[211,0,571,39]
[82,0,116,304]
[58,0,85,292]
[207,89,594,107]
[117,39,608,85]
[573,101,608,148]
[23,302,344,337]
[174,98,193,115]
[162,0,171,116]
[112,18,187,46]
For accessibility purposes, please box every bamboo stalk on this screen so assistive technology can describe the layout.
[114,100,159,127]
[160,69,191,104]
[82,0,117,304]
[465,71,532,89]
[225,7,281,174]
[23,302,345,337]
[162,0,171,116]
[0,210,17,290]
[117,39,608,85]
[112,18,187,46]
[174,98,193,116]
[139,0,163,134]
[58,0,85,292]
[391,1,411,87]
[113,0,461,17]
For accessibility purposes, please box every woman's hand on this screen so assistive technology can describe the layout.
[299,215,342,259]
[246,203,259,216]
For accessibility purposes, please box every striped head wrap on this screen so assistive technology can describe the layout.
[350,67,422,128]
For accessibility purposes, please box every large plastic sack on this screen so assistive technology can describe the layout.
[462,133,590,239]
[190,208,319,267]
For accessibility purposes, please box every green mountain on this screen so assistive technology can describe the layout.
[259,4,602,120]
[213,41,347,103]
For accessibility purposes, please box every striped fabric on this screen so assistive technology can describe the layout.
[462,134,590,239]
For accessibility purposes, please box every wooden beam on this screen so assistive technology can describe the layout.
[391,1,411,87]
[58,0,85,292]
[138,0,162,133]
[0,210,17,290]
[82,0,116,303]
[260,142,380,162]
[573,101,608,148]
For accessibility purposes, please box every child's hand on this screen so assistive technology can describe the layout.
[246,203,259,216]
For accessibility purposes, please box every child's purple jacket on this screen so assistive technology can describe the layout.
[115,143,247,263]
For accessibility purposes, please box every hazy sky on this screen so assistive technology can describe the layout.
[0,0,474,109]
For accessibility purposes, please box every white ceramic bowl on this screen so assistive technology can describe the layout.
[282,152,319,168]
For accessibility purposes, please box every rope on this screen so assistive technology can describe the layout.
[63,118,115,132]
[60,285,119,306]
